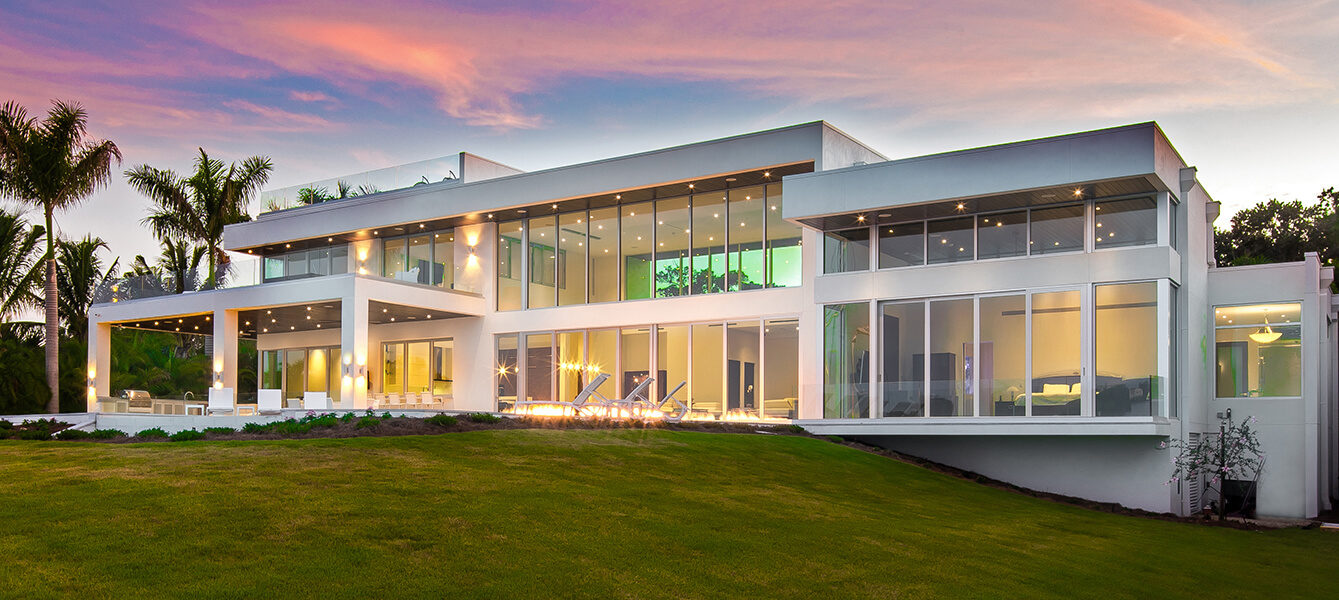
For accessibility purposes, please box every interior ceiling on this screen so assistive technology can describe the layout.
[109,300,469,339]
[799,176,1159,231]
[240,162,814,256]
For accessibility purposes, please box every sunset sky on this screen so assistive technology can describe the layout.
[2,0,1336,265]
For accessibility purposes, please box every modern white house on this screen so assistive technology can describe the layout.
[86,121,1337,519]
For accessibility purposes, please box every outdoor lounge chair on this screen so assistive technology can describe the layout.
[257,389,283,415]
[206,387,235,416]
[303,391,331,410]
[656,381,689,421]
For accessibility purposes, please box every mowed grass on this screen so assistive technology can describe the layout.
[1,430,1336,599]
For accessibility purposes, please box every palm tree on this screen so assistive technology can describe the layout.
[157,238,207,294]
[0,208,45,321]
[125,148,272,290]
[0,100,121,414]
[55,235,118,342]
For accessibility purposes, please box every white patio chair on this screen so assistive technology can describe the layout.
[257,389,283,415]
[657,381,689,421]
[384,393,402,412]
[570,373,611,410]
[303,391,331,410]
[206,387,235,416]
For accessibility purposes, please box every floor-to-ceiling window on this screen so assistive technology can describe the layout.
[979,294,1025,416]
[691,323,724,417]
[528,215,557,309]
[692,191,727,294]
[1031,290,1082,415]
[621,203,653,300]
[285,349,306,401]
[556,331,585,404]
[588,208,619,304]
[497,221,524,311]
[762,319,799,418]
[1214,303,1302,398]
[655,196,691,298]
[765,185,802,288]
[929,298,973,416]
[525,332,553,404]
[880,301,925,417]
[619,327,651,397]
[728,187,765,291]
[587,329,618,399]
[1094,282,1158,416]
[558,212,586,306]
[495,334,518,410]
[823,302,869,418]
[657,325,689,403]
[432,339,453,396]
[727,321,760,412]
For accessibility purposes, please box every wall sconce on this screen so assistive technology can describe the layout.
[343,363,367,378]
[212,361,224,389]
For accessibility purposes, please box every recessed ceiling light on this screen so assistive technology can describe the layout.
[879,214,891,218]
[725,177,737,182]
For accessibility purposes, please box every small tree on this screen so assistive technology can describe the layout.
[1162,409,1265,521]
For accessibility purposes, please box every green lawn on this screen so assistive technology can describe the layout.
[1,430,1335,599]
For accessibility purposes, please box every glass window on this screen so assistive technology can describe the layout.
[1094,283,1158,416]
[284,349,306,400]
[927,217,974,264]
[382,238,406,278]
[654,197,691,298]
[588,208,619,304]
[691,323,724,418]
[587,329,618,400]
[1031,205,1084,255]
[929,298,973,416]
[977,211,1028,259]
[331,245,348,275]
[261,350,282,391]
[497,221,523,311]
[879,222,924,268]
[726,321,760,413]
[495,334,518,411]
[382,343,402,394]
[432,339,453,396]
[656,325,689,405]
[1215,303,1302,398]
[307,348,329,394]
[692,192,727,294]
[765,184,802,288]
[558,213,586,306]
[556,331,585,403]
[1031,290,1081,415]
[823,302,869,418]
[1095,197,1157,249]
[528,216,557,309]
[286,252,309,278]
[620,327,651,399]
[308,248,330,276]
[621,203,653,300]
[524,333,553,404]
[979,295,1025,416]
[406,235,431,285]
[431,231,453,288]
[264,256,285,280]
[823,228,870,273]
[406,341,431,394]
[1169,285,1178,418]
[762,319,799,419]
[325,346,340,406]
[728,187,765,291]
[879,301,925,417]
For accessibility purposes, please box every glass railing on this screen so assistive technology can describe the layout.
[258,154,463,213]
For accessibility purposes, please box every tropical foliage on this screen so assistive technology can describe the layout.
[125,148,272,289]
[0,208,44,321]
[0,99,121,413]
[55,235,117,342]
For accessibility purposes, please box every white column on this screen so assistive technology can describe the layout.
[212,309,239,393]
[87,320,111,411]
[341,286,370,408]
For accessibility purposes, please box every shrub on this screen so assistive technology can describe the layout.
[308,414,339,428]
[135,427,169,439]
[355,416,381,429]
[90,429,125,439]
[169,429,206,442]
[18,429,51,441]
[340,412,356,423]
[466,413,501,424]
[787,424,806,434]
[202,427,235,436]
[242,422,273,434]
[425,414,458,427]
[0,419,12,430]
[55,429,93,441]
[381,412,392,420]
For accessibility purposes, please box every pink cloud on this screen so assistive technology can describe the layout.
[290,90,335,103]
[166,0,1333,128]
